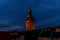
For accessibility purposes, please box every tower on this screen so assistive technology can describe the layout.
[26,8,35,31]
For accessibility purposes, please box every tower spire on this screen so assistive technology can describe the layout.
[26,6,35,31]
[26,7,34,21]
[28,7,32,17]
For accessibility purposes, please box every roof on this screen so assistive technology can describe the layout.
[51,32,60,38]
[38,31,51,37]
[26,8,35,21]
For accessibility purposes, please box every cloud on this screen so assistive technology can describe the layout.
[0,26,25,31]
[36,15,60,28]
[9,26,25,30]
[0,0,5,4]
[0,19,11,25]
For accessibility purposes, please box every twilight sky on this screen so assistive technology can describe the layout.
[0,0,60,31]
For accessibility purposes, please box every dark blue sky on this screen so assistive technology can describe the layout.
[0,0,60,31]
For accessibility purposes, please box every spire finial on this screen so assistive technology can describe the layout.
[26,6,35,21]
[28,6,32,17]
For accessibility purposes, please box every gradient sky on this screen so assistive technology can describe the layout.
[0,0,60,31]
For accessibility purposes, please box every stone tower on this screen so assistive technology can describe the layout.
[26,8,35,31]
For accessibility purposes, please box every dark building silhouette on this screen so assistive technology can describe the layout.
[0,32,10,40]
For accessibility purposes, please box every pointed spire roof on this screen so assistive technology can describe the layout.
[28,8,32,17]
[28,4,32,17]
[26,8,35,21]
